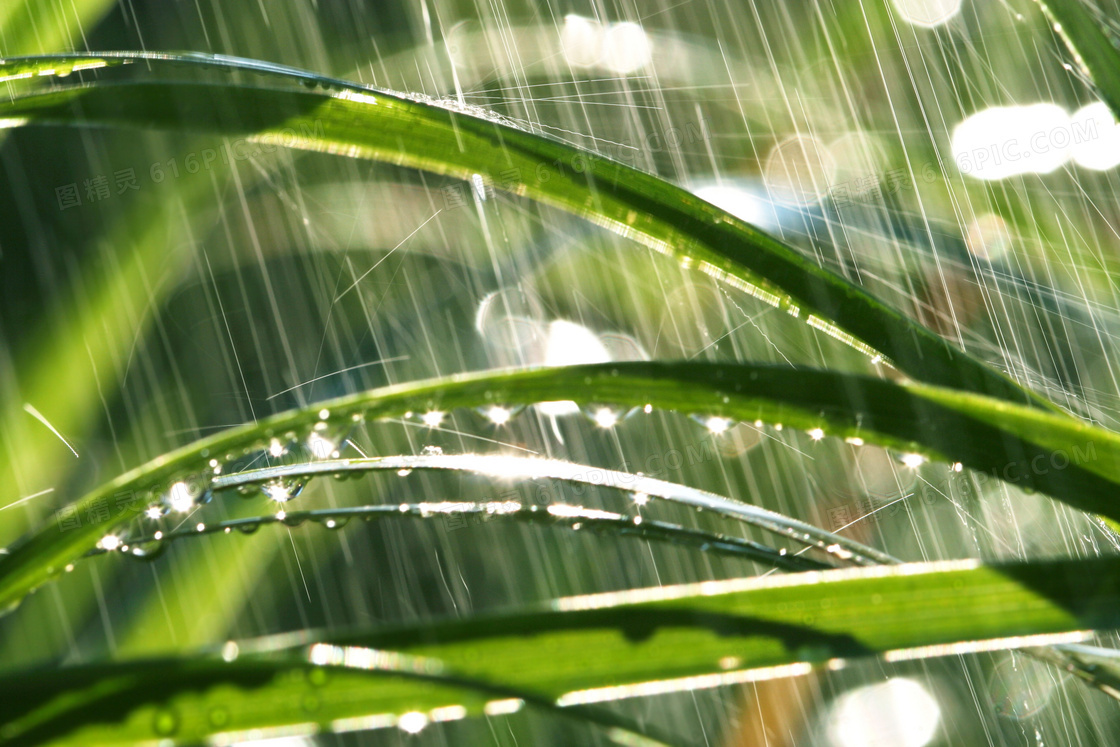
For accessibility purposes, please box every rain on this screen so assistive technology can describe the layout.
[1,0,1120,745]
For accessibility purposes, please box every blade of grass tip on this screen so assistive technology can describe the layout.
[4,361,1120,612]
[0,51,1068,412]
[5,555,1120,746]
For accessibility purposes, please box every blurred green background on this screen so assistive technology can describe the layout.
[3,0,1120,744]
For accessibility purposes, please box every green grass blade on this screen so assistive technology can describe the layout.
[90,499,833,572]
[1039,0,1120,118]
[4,555,1120,746]
[0,51,1062,410]
[2,361,1120,612]
[0,658,686,747]
[1029,643,1120,699]
[205,454,893,565]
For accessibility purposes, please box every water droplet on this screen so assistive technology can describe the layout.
[422,445,443,456]
[899,453,926,468]
[307,430,337,459]
[268,438,286,457]
[398,711,429,734]
[122,540,165,561]
[263,479,306,502]
[168,481,197,513]
[585,405,620,429]
[478,405,521,425]
[691,414,734,434]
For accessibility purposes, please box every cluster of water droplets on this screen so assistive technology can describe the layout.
[91,408,365,561]
[395,90,526,130]
[80,388,945,574]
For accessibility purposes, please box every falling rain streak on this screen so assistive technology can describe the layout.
[2,1,1120,746]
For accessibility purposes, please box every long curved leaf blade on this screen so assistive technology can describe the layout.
[1039,0,1120,118]
[206,454,894,565]
[4,556,1119,746]
[0,52,1058,411]
[2,361,1120,612]
[0,658,685,747]
[94,499,833,572]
